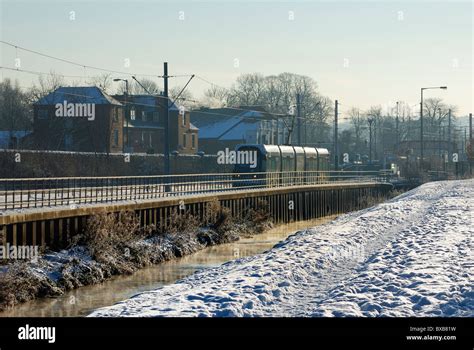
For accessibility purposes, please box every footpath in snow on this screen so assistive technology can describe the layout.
[89,179,473,317]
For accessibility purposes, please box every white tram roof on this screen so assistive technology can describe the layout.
[235,144,329,158]
[292,146,305,156]
[303,147,317,158]
[316,148,330,156]
[235,144,281,158]
[278,145,295,158]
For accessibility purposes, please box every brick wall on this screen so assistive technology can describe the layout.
[0,149,232,178]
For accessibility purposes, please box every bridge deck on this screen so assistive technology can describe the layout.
[0,181,391,225]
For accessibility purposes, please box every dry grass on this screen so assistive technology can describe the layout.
[0,262,62,312]
[165,209,201,235]
[80,210,140,263]
[244,199,272,233]
[0,198,274,312]
[388,189,405,199]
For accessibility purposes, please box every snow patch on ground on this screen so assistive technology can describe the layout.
[89,180,474,317]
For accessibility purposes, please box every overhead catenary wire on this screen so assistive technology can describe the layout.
[0,40,193,79]
[2,41,331,121]
[0,65,97,79]
[0,66,330,119]
[12,76,306,120]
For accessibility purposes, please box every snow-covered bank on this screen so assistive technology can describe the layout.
[90,180,473,317]
[0,202,272,312]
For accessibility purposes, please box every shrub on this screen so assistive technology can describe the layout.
[81,210,140,263]
[0,262,62,311]
[165,209,201,235]
[244,199,272,232]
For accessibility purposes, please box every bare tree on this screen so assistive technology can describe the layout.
[201,85,230,108]
[228,73,267,106]
[199,72,333,145]
[169,85,195,109]
[87,73,114,93]
[347,107,365,153]
[0,79,32,146]
[29,72,66,101]
[423,98,447,125]
[127,78,161,95]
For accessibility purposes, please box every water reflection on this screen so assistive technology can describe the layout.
[0,217,333,317]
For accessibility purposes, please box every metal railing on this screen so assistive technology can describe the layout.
[0,171,391,210]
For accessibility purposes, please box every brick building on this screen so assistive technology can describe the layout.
[33,87,124,153]
[33,87,198,155]
[113,94,198,154]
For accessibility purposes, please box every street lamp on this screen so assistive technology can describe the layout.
[114,79,129,151]
[420,86,447,173]
[368,117,375,163]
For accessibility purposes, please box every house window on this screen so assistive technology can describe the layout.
[182,134,187,148]
[141,111,146,121]
[113,129,119,147]
[130,108,136,121]
[153,111,160,122]
[191,134,196,149]
[145,111,154,122]
[182,113,186,126]
[113,108,119,122]
[38,109,48,119]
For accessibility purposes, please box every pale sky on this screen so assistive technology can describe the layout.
[1,0,472,116]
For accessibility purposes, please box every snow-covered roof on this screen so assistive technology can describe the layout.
[114,94,180,111]
[195,116,243,139]
[35,86,122,106]
[190,107,269,140]
[219,121,257,141]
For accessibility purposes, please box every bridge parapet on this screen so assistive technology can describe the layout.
[0,171,393,211]
[0,180,393,250]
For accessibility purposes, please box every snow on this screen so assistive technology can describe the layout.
[89,179,474,317]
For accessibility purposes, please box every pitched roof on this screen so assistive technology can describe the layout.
[35,86,122,106]
[194,116,242,138]
[220,120,258,141]
[113,94,181,111]
[190,107,267,140]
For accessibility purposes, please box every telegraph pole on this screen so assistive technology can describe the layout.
[448,109,452,155]
[470,113,473,142]
[448,109,452,173]
[373,117,377,161]
[470,113,473,175]
[296,93,301,145]
[420,86,447,175]
[438,108,442,163]
[396,101,400,155]
[163,62,170,177]
[368,117,374,163]
[334,100,339,170]
[420,89,424,173]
